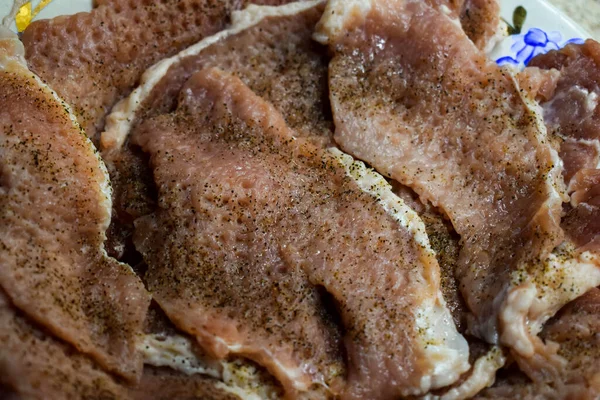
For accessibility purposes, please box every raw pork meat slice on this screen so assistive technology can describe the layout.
[101,0,332,153]
[476,288,600,399]
[528,40,600,184]
[100,1,331,261]
[315,0,600,370]
[21,0,297,140]
[0,29,149,381]
[132,67,469,399]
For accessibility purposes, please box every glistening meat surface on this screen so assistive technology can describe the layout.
[21,0,297,140]
[315,0,600,369]
[131,67,469,399]
[0,29,149,381]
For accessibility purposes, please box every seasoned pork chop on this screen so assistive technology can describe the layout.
[315,0,600,370]
[101,1,331,260]
[0,30,149,380]
[0,289,128,400]
[21,0,297,140]
[528,40,600,184]
[102,0,332,153]
[426,0,502,51]
[132,67,469,399]
[457,0,502,51]
[1,288,254,400]
[476,288,600,399]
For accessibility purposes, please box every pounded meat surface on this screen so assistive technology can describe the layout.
[132,67,468,399]
[458,0,502,51]
[101,1,331,260]
[0,30,149,381]
[315,0,600,371]
[0,290,128,400]
[529,40,600,184]
[102,1,332,152]
[21,0,297,140]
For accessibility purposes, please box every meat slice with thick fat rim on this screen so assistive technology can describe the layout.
[20,0,298,141]
[131,67,469,399]
[0,29,150,381]
[527,40,600,185]
[314,0,600,374]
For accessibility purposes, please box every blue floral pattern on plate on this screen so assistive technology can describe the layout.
[496,27,584,67]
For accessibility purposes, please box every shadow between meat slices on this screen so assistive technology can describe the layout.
[130,67,469,399]
[314,0,600,381]
[0,29,150,381]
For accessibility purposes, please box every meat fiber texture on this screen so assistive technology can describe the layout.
[99,1,332,261]
[0,28,150,382]
[525,42,600,255]
[131,67,469,399]
[314,0,600,385]
[21,0,299,141]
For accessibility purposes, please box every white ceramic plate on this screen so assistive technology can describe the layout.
[0,0,594,67]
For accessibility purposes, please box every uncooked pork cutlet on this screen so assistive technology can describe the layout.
[101,1,331,261]
[315,0,600,379]
[527,40,600,185]
[0,289,129,400]
[562,169,600,253]
[476,288,600,399]
[1,289,255,400]
[0,29,149,381]
[131,67,469,399]
[101,0,332,152]
[21,0,298,141]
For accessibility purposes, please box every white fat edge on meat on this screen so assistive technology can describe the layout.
[100,0,325,152]
[313,0,371,45]
[0,27,113,236]
[329,148,471,393]
[497,70,600,358]
[421,346,506,400]
[139,334,281,400]
[482,20,508,54]
[0,27,141,297]
[148,327,319,394]
[209,334,314,393]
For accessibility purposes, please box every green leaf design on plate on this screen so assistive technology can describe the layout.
[505,5,527,35]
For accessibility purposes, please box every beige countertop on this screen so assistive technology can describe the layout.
[550,0,600,39]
